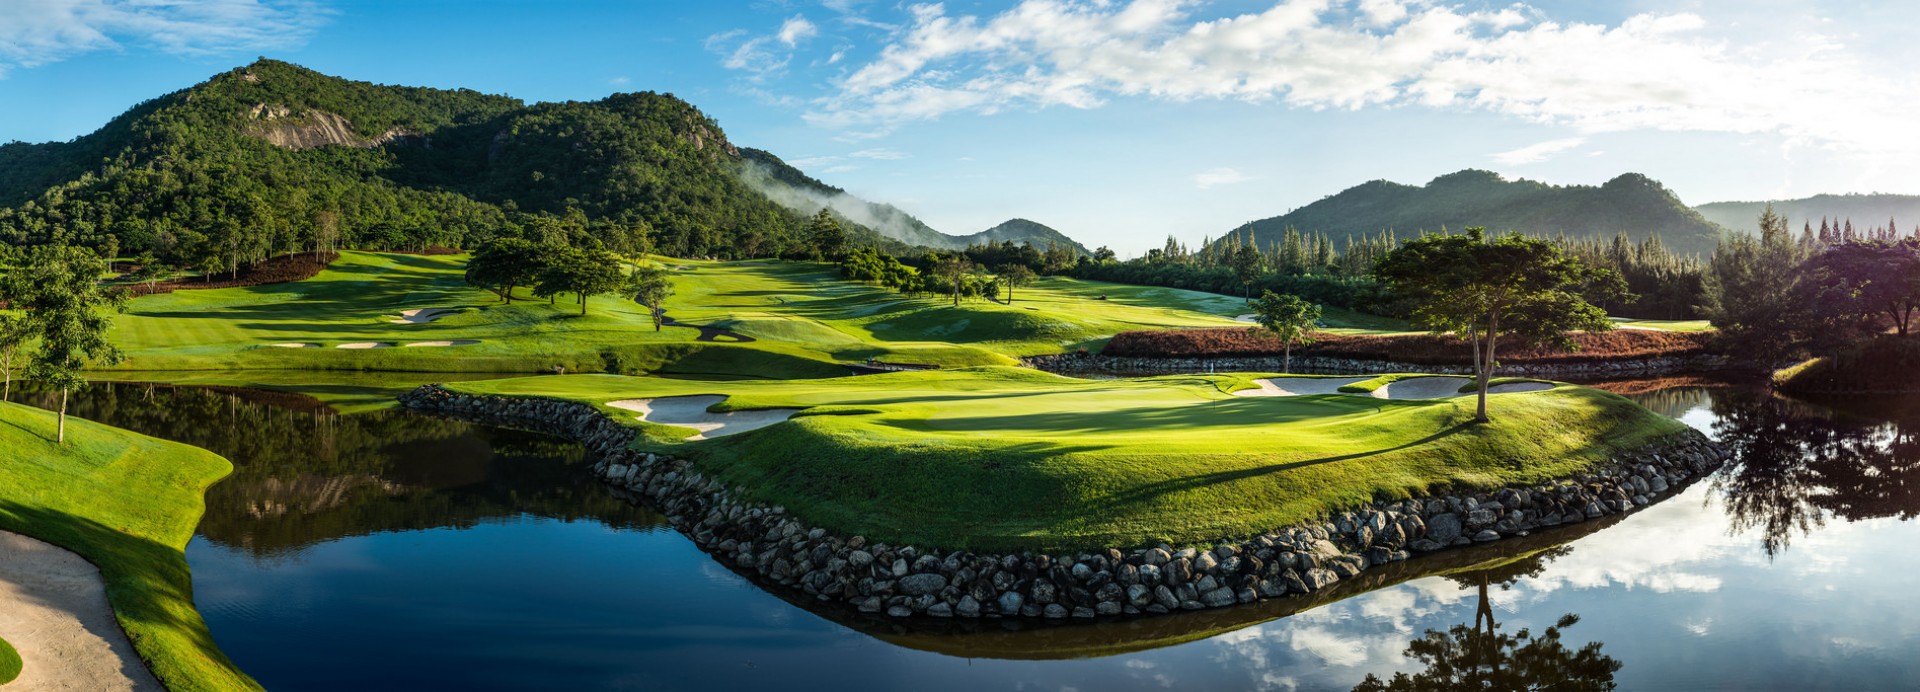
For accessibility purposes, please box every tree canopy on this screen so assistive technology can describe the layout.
[1375,228,1624,422]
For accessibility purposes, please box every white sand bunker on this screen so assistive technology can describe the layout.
[336,342,394,349]
[1233,314,1257,323]
[607,395,800,441]
[0,530,163,691]
[402,340,480,347]
[267,343,318,348]
[389,308,453,324]
[1233,377,1370,397]
[1487,381,1556,395]
[1372,376,1476,400]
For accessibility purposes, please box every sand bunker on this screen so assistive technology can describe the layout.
[267,343,317,348]
[607,395,800,440]
[336,342,394,349]
[0,531,162,691]
[1233,314,1257,323]
[1232,377,1370,397]
[389,308,453,325]
[402,340,480,347]
[1235,376,1557,400]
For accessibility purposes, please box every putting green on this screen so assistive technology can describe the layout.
[446,368,1686,551]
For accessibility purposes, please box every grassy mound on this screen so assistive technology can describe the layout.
[1774,336,1920,394]
[0,401,257,691]
[0,635,17,685]
[113,252,1378,375]
[448,368,1686,552]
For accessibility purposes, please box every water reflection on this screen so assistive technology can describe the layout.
[1706,388,1920,557]
[1354,549,1621,691]
[16,382,661,557]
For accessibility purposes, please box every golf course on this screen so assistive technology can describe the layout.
[107,252,1404,377]
[442,367,1688,551]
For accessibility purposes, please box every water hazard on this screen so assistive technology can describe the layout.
[25,377,1920,690]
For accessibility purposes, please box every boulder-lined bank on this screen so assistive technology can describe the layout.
[399,384,1726,622]
[1026,352,1727,379]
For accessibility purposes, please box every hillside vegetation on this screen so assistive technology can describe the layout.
[1696,193,1920,237]
[0,59,898,265]
[448,369,1687,551]
[1220,169,1723,256]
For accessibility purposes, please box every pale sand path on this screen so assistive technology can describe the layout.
[1231,377,1370,397]
[267,343,316,348]
[402,340,480,347]
[607,395,800,440]
[1234,376,1557,400]
[388,308,453,324]
[0,531,161,691]
[336,342,394,349]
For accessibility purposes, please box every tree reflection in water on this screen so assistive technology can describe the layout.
[1354,547,1623,691]
[1709,387,1920,557]
[14,381,663,557]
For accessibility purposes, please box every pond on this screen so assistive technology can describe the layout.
[24,377,1920,690]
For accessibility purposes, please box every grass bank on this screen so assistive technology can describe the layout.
[1774,335,1920,394]
[0,635,17,685]
[446,368,1686,552]
[0,401,257,691]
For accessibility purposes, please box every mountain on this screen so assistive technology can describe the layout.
[739,148,1090,253]
[1216,169,1724,256]
[0,59,898,262]
[1694,194,1920,236]
[956,218,1089,254]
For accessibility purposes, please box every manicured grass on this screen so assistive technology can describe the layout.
[0,635,18,686]
[449,367,1687,552]
[112,252,1361,375]
[0,401,257,691]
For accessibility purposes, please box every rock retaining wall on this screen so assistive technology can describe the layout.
[1025,353,1728,379]
[399,385,1727,622]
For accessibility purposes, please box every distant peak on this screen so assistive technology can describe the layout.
[1427,169,1505,187]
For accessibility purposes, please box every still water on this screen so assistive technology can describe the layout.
[36,379,1920,690]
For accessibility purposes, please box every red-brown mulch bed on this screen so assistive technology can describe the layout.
[1102,327,1714,365]
[126,252,339,296]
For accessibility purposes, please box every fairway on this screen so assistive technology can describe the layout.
[447,368,1687,551]
[109,252,1402,375]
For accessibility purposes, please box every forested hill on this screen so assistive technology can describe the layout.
[0,59,905,265]
[957,219,1089,254]
[1694,194,1920,236]
[1216,169,1723,256]
[740,148,1090,253]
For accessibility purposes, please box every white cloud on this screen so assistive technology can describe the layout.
[803,0,1911,153]
[1194,167,1252,189]
[849,147,909,160]
[1491,137,1586,165]
[777,15,818,47]
[0,0,329,77]
[710,14,820,80]
[609,76,630,86]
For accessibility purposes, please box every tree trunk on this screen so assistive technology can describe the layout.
[1284,340,1292,374]
[504,284,514,304]
[1476,314,1500,424]
[580,295,588,316]
[58,388,68,443]
[3,370,10,402]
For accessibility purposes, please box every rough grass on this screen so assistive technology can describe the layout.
[448,367,1686,552]
[0,635,17,685]
[1103,328,1714,363]
[1773,336,1920,394]
[0,401,257,691]
[110,252,1337,376]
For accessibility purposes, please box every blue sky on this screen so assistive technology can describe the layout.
[2,0,1914,255]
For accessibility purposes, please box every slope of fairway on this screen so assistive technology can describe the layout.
[448,368,1686,551]
[0,401,257,691]
[113,252,1359,374]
